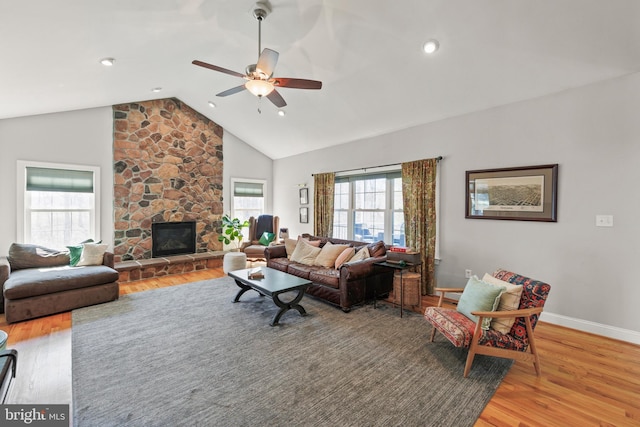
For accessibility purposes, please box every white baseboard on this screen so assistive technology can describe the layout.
[541,312,640,345]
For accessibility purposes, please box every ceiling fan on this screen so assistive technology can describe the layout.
[192,1,322,109]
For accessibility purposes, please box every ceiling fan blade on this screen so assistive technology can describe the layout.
[266,89,287,108]
[256,48,279,78]
[273,78,322,90]
[216,85,246,97]
[192,60,245,78]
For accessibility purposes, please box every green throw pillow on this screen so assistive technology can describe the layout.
[66,239,94,266]
[456,276,506,330]
[258,231,276,246]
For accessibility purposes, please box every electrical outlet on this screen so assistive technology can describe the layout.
[595,215,614,227]
[465,269,472,279]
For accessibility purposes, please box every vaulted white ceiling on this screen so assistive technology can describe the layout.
[1,0,639,159]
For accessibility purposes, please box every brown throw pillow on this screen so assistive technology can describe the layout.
[8,243,70,270]
[367,240,386,258]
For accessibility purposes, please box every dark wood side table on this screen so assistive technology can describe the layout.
[375,261,423,318]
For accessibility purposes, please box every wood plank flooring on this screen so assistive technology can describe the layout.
[1,268,639,426]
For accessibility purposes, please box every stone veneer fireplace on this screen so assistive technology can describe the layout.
[113,98,224,263]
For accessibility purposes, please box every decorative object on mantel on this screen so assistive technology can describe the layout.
[299,187,309,205]
[466,164,558,222]
[299,207,309,223]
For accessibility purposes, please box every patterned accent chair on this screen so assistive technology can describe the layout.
[424,269,551,377]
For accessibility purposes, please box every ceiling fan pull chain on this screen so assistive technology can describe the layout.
[257,16,262,57]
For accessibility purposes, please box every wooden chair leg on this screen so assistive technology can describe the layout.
[463,349,476,378]
[464,320,484,377]
[429,327,437,342]
[525,316,542,375]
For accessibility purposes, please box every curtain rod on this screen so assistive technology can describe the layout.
[312,156,443,176]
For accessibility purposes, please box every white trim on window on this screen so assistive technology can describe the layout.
[17,160,101,245]
[333,164,440,259]
[230,177,267,221]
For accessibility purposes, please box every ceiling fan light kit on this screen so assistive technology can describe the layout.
[245,79,274,97]
[192,0,322,111]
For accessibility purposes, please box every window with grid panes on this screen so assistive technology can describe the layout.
[332,172,403,245]
[18,161,100,250]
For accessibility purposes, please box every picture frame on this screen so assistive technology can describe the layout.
[299,207,309,223]
[466,164,558,222]
[299,187,309,205]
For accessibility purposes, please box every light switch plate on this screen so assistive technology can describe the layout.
[595,215,614,227]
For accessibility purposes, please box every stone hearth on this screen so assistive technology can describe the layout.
[115,252,224,283]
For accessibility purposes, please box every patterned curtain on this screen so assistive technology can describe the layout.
[313,173,335,237]
[401,158,437,295]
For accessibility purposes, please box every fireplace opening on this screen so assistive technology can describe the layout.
[152,221,196,258]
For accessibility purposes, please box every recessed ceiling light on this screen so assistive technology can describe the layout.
[151,87,162,93]
[208,101,216,108]
[99,57,115,66]
[278,110,286,117]
[423,39,439,54]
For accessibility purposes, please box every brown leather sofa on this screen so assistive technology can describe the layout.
[0,244,119,323]
[265,235,393,312]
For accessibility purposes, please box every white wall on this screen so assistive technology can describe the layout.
[0,106,274,257]
[0,107,115,255]
[222,131,274,215]
[273,73,640,342]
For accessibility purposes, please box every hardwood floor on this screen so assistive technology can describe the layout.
[1,269,639,426]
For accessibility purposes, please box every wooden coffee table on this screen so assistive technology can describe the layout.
[228,267,311,326]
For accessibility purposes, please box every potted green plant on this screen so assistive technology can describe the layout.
[218,214,250,251]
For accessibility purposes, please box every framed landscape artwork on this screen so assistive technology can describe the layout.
[466,164,558,222]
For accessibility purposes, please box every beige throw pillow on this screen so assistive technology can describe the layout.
[77,243,108,266]
[334,247,356,269]
[482,273,524,334]
[345,246,370,265]
[290,238,322,265]
[313,242,350,268]
[284,238,298,258]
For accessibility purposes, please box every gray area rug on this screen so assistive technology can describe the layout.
[72,277,512,426]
